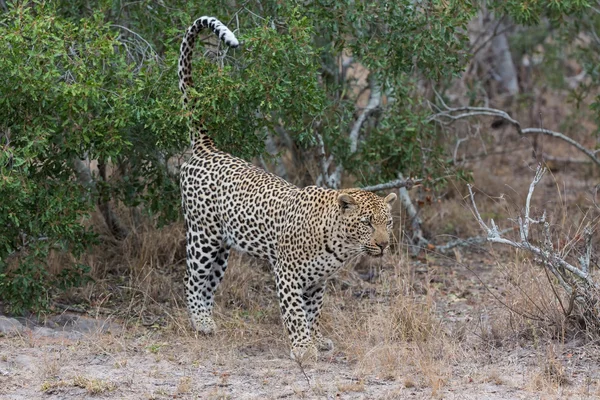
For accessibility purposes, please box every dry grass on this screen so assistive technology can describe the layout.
[319,257,463,393]
[56,213,469,391]
[38,350,62,380]
[41,376,116,395]
[47,213,584,395]
[72,375,117,394]
[34,158,598,397]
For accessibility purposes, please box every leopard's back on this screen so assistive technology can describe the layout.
[181,149,298,262]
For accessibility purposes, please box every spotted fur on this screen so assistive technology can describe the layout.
[178,16,397,361]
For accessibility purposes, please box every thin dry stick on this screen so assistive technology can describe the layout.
[468,170,594,284]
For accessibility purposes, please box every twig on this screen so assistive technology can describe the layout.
[397,172,428,252]
[521,166,546,240]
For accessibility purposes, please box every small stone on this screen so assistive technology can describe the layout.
[50,314,122,335]
[0,317,24,336]
[32,326,83,340]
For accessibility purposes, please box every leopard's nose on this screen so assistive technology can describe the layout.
[376,240,388,251]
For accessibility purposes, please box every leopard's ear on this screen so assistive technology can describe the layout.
[384,193,397,209]
[338,193,357,213]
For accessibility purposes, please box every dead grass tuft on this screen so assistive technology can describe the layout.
[40,380,69,394]
[337,379,365,393]
[41,375,117,395]
[176,376,192,394]
[530,347,570,392]
[72,375,117,394]
[324,256,458,391]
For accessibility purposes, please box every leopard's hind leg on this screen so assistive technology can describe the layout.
[184,219,229,334]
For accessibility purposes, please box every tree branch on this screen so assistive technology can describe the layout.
[328,74,381,189]
[429,101,600,167]
[467,165,597,291]
[361,177,422,192]
[397,173,428,253]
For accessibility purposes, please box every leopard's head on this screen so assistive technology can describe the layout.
[337,189,397,257]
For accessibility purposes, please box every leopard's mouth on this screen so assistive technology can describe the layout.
[365,248,385,257]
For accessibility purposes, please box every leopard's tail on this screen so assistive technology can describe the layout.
[178,16,239,150]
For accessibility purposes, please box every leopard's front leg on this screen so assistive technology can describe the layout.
[303,281,333,352]
[274,264,317,362]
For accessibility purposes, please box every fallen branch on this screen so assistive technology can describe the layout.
[434,228,514,254]
[428,97,600,167]
[468,164,599,325]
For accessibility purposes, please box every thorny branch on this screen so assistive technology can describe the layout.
[428,96,600,167]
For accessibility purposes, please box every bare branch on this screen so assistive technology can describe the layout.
[522,128,600,166]
[397,173,428,253]
[429,104,600,167]
[468,166,597,291]
[361,177,422,192]
[522,165,546,240]
[467,185,489,232]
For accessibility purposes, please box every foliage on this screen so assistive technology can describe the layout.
[490,0,590,25]
[504,2,600,138]
[304,0,475,184]
[188,10,328,158]
[0,2,185,312]
[52,0,477,183]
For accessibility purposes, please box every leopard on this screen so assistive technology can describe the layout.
[178,15,397,361]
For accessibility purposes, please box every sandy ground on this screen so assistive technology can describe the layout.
[0,327,585,400]
[2,266,600,400]
[2,331,598,400]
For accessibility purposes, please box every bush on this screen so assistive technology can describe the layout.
[0,3,185,312]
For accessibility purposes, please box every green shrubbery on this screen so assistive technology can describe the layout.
[0,3,185,312]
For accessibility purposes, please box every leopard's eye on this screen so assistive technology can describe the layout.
[361,218,372,226]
